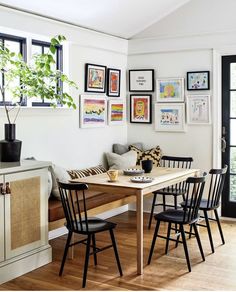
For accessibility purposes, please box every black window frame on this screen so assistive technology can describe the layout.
[31,39,63,107]
[0,33,27,106]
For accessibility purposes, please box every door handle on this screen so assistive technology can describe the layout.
[0,182,11,195]
[221,137,227,152]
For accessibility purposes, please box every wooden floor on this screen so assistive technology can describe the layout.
[1,211,236,291]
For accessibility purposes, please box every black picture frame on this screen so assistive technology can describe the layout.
[107,68,121,97]
[129,69,154,92]
[187,71,210,90]
[130,94,152,124]
[85,63,106,93]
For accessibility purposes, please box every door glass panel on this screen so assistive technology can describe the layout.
[230,92,236,117]
[230,63,236,89]
[230,148,236,173]
[230,119,236,145]
[230,175,236,202]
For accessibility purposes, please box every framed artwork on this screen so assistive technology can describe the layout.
[187,95,211,124]
[130,94,152,124]
[80,95,107,128]
[84,63,106,93]
[129,69,154,92]
[187,71,210,90]
[108,100,125,125]
[107,68,121,97]
[156,77,184,102]
[155,103,186,132]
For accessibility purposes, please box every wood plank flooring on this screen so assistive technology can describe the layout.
[1,211,236,290]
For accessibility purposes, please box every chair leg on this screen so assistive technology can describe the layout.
[82,235,91,288]
[148,220,160,265]
[165,222,172,254]
[192,223,205,261]
[214,209,225,245]
[180,225,191,272]
[189,224,193,239]
[59,231,73,276]
[175,224,180,248]
[148,193,157,229]
[92,233,97,266]
[204,210,215,253]
[163,195,166,211]
[109,229,123,276]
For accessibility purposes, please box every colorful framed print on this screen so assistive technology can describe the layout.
[156,77,184,102]
[108,100,125,125]
[155,103,186,132]
[130,94,152,124]
[187,71,210,90]
[80,95,107,128]
[107,68,121,97]
[85,63,106,93]
[187,95,211,124]
[129,69,154,92]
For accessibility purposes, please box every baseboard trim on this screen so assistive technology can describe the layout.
[49,205,129,240]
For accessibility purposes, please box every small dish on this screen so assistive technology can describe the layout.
[123,168,144,176]
[130,176,154,183]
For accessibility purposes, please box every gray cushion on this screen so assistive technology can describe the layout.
[50,164,71,200]
[106,150,137,170]
[113,142,143,155]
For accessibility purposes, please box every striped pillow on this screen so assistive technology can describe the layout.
[67,165,107,179]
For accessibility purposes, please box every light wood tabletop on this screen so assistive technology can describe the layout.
[73,166,199,275]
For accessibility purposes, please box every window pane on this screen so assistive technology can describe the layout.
[231,91,236,117]
[230,63,236,89]
[230,148,236,173]
[230,175,236,202]
[230,119,236,145]
[5,40,20,54]
[32,44,42,56]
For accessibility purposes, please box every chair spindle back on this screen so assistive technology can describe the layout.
[206,165,228,209]
[58,181,89,232]
[182,175,206,223]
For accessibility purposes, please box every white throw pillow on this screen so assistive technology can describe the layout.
[106,150,137,170]
[50,164,71,200]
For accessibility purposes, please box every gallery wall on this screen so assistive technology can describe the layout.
[0,7,128,169]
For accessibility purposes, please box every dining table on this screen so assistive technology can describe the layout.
[73,166,199,275]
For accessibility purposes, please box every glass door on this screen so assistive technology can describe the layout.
[222,55,236,217]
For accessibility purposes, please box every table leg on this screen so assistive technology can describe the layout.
[136,190,143,275]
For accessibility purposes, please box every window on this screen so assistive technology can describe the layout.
[0,33,26,106]
[31,40,63,107]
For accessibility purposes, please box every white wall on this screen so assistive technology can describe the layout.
[127,50,212,211]
[0,7,128,169]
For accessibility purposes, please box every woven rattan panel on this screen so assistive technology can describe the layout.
[10,177,41,250]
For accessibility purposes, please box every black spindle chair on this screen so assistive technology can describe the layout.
[148,174,206,272]
[58,181,123,288]
[148,155,193,229]
[186,165,228,253]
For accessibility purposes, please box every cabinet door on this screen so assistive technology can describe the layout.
[0,175,4,263]
[5,168,48,260]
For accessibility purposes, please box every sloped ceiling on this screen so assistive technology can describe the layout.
[0,0,191,39]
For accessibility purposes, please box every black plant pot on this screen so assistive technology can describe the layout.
[0,124,22,162]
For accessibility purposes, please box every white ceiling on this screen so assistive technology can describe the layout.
[0,0,191,39]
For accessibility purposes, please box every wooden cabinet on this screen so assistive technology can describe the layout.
[0,161,52,284]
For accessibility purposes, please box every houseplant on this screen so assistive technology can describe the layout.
[0,35,78,162]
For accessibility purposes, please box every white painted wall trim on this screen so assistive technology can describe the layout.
[49,205,128,240]
[129,31,236,55]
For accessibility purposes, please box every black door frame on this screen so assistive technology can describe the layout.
[221,55,236,218]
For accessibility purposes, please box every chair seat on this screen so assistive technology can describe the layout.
[181,199,219,211]
[154,187,186,196]
[154,209,198,224]
[68,217,116,234]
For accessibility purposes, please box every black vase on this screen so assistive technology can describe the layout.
[0,124,22,162]
[141,159,153,173]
